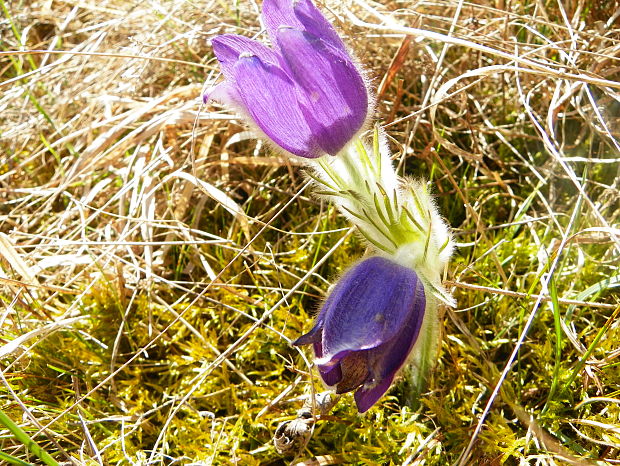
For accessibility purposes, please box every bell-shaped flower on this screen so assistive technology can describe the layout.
[294,256,427,413]
[206,0,369,159]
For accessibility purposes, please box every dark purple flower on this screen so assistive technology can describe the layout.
[206,0,368,159]
[294,256,426,413]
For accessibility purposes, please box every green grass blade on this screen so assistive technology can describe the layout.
[542,276,563,413]
[563,304,620,393]
[0,410,59,466]
[0,451,34,466]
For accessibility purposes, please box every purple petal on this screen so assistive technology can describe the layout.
[320,363,343,386]
[292,0,347,52]
[320,257,422,360]
[353,278,425,412]
[231,55,323,158]
[293,310,326,347]
[262,0,347,53]
[212,34,280,78]
[204,81,242,106]
[367,279,425,380]
[354,375,395,413]
[312,339,344,386]
[277,28,367,155]
[295,329,344,387]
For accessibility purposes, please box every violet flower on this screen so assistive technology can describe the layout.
[294,256,426,413]
[206,0,368,159]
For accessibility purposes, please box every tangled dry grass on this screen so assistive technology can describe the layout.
[1,0,619,464]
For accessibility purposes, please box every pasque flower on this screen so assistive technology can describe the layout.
[206,0,368,159]
[294,256,427,413]
[204,0,454,416]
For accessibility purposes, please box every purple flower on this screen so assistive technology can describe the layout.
[294,256,426,413]
[206,0,368,159]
